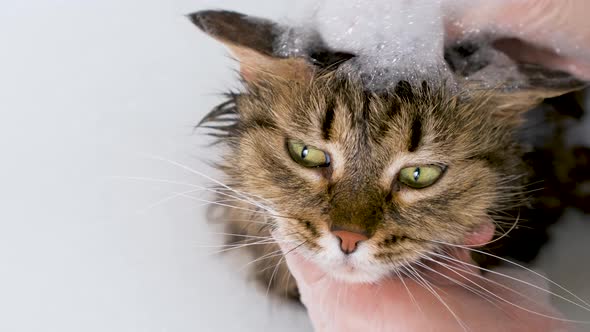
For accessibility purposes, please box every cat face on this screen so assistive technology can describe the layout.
[188,10,583,284]
[219,74,523,282]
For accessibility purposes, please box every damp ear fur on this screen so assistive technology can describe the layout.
[446,37,588,115]
[187,10,314,84]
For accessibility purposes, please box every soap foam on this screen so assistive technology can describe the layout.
[312,0,448,90]
[275,0,507,92]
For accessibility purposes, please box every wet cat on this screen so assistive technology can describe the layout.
[188,10,588,299]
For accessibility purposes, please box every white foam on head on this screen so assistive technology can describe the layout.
[275,0,549,92]
[312,0,447,89]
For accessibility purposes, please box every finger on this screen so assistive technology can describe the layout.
[467,0,590,59]
[448,0,566,41]
[446,0,590,79]
[494,38,590,80]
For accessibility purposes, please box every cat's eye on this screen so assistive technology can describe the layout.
[287,140,330,168]
[398,165,444,189]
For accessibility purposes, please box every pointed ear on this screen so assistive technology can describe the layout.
[485,64,586,115]
[187,10,314,83]
[446,38,588,114]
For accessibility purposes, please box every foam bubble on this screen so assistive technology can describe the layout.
[312,0,448,89]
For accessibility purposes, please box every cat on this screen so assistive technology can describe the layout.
[188,10,589,300]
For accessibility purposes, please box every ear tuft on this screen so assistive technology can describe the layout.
[187,10,280,57]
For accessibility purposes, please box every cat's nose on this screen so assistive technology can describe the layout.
[332,230,368,254]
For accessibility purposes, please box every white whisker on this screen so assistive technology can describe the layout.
[201,240,280,255]
[429,251,590,314]
[140,154,275,207]
[466,210,521,248]
[110,175,275,214]
[413,259,504,312]
[136,188,209,213]
[207,232,273,240]
[239,249,285,271]
[394,269,424,316]
[423,255,590,324]
[429,240,590,310]
[406,263,469,332]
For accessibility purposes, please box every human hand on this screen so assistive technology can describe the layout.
[446,0,590,80]
[280,245,569,332]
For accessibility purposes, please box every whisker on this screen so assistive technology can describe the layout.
[424,254,556,312]
[394,269,424,316]
[110,174,304,225]
[429,251,590,313]
[202,240,281,255]
[203,231,301,270]
[208,232,274,240]
[466,210,521,248]
[135,188,210,213]
[109,175,273,213]
[213,218,274,227]
[412,258,503,311]
[428,240,590,310]
[239,249,285,271]
[198,238,278,248]
[196,242,274,249]
[264,240,308,297]
[173,194,271,215]
[177,191,302,222]
[140,154,275,206]
[424,255,590,324]
[266,256,285,297]
[405,263,469,332]
[108,175,206,188]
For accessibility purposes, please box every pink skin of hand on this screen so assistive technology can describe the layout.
[446,0,590,80]
[279,223,569,332]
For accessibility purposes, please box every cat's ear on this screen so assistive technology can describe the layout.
[446,39,587,116]
[187,10,313,83]
[482,64,585,121]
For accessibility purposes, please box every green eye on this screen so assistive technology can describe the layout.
[287,140,330,168]
[399,165,444,189]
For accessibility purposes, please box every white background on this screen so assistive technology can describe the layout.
[0,0,588,331]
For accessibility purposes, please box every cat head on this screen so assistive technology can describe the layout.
[188,10,585,282]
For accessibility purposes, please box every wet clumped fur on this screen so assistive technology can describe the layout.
[188,10,589,300]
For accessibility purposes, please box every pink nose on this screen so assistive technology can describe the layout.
[332,230,368,254]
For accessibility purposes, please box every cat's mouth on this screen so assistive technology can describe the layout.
[295,231,422,283]
[286,221,495,284]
